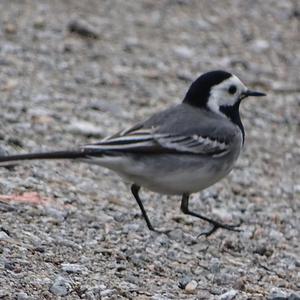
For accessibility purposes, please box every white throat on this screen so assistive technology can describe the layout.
[207,75,247,117]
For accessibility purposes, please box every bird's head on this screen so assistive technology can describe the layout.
[183,70,266,118]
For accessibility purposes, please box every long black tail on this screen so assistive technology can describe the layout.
[0,150,87,166]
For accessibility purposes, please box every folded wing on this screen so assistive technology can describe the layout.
[83,124,229,156]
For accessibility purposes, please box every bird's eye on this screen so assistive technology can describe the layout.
[228,85,237,95]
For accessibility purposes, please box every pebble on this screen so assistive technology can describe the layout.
[173,46,194,59]
[16,292,29,300]
[67,120,104,137]
[100,289,115,297]
[0,290,9,298]
[0,230,10,241]
[253,244,273,257]
[210,257,221,273]
[270,291,300,300]
[49,276,71,297]
[4,23,17,34]
[178,276,197,293]
[194,19,211,30]
[250,39,270,53]
[184,280,198,293]
[0,146,7,157]
[88,99,122,116]
[268,288,287,300]
[44,206,67,221]
[232,277,246,291]
[68,20,99,39]
[294,185,300,193]
[61,263,85,274]
[269,229,284,242]
[219,289,238,300]
[33,17,46,29]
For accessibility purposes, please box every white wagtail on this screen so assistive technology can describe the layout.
[0,70,266,236]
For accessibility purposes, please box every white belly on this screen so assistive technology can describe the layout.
[84,151,239,195]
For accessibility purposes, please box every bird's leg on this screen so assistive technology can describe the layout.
[131,184,155,231]
[131,184,171,234]
[180,193,242,237]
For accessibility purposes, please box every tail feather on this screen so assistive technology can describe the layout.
[0,150,87,166]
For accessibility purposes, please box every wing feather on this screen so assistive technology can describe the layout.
[83,123,229,156]
[156,134,229,155]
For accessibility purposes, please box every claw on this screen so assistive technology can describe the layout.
[198,220,242,238]
[152,228,172,235]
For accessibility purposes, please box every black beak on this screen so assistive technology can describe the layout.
[242,89,266,98]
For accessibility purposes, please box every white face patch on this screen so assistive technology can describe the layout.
[207,75,247,116]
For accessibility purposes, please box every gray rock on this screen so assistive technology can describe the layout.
[249,39,270,53]
[100,289,115,297]
[173,46,194,59]
[61,263,85,273]
[49,276,71,297]
[0,146,8,157]
[184,280,197,293]
[219,289,238,300]
[268,288,287,300]
[178,275,197,292]
[17,292,29,300]
[44,206,67,221]
[68,20,99,39]
[67,120,104,137]
[210,257,221,273]
[0,290,9,298]
[0,230,10,241]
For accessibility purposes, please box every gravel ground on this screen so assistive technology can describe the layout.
[0,0,299,299]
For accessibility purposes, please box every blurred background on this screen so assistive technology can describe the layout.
[0,0,299,299]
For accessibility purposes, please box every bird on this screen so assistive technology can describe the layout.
[0,70,266,236]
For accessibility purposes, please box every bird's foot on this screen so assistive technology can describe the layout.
[198,220,242,238]
[150,227,173,235]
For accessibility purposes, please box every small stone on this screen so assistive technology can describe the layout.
[31,113,54,125]
[0,146,7,157]
[0,230,10,241]
[269,229,284,242]
[250,39,269,53]
[5,23,17,34]
[0,290,9,298]
[67,120,103,137]
[68,20,99,39]
[44,206,67,220]
[232,277,246,291]
[173,46,194,59]
[61,263,85,274]
[88,99,122,116]
[194,19,211,30]
[100,289,115,297]
[179,277,197,293]
[33,17,46,29]
[49,276,71,296]
[289,293,300,300]
[184,280,197,293]
[123,37,143,52]
[268,288,287,300]
[210,257,221,273]
[219,289,238,300]
[17,292,29,300]
[82,291,95,300]
[253,245,274,257]
[294,185,300,193]
[1,79,18,92]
